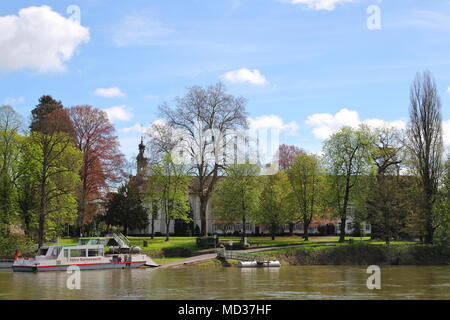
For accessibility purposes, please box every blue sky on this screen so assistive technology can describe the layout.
[1,0,450,161]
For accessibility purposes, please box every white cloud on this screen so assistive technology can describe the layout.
[112,15,172,47]
[120,123,146,133]
[305,108,407,140]
[3,96,25,105]
[249,115,298,132]
[0,6,90,73]
[94,87,125,98]
[285,0,356,11]
[446,86,450,93]
[221,68,268,85]
[443,120,450,149]
[103,105,133,122]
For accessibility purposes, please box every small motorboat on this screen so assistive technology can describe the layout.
[237,260,281,268]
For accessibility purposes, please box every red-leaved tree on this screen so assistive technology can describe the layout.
[68,105,125,234]
[278,144,305,170]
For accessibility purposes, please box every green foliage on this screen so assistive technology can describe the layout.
[212,164,260,235]
[0,105,23,234]
[287,153,327,239]
[146,153,191,240]
[103,180,149,235]
[434,159,450,244]
[269,243,450,265]
[0,233,35,258]
[24,131,82,244]
[322,125,375,240]
[256,171,291,239]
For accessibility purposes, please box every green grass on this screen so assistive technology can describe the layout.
[152,257,187,264]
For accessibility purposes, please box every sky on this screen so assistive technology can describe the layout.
[1,0,450,162]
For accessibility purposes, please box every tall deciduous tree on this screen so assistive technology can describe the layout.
[323,125,374,242]
[103,180,148,236]
[0,106,23,234]
[256,171,291,240]
[406,71,444,244]
[150,153,191,241]
[158,83,248,236]
[212,163,261,240]
[366,126,405,245]
[67,105,125,233]
[287,153,326,241]
[26,110,82,246]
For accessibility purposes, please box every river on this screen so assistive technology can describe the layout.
[0,265,449,300]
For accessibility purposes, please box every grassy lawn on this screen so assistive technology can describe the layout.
[152,257,187,264]
[57,235,374,250]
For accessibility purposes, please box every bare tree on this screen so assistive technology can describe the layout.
[158,83,248,236]
[407,71,444,244]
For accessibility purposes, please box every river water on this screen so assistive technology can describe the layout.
[0,266,449,300]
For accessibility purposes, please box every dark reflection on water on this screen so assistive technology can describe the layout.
[0,266,449,300]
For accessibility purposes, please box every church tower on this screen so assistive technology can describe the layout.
[136,137,147,177]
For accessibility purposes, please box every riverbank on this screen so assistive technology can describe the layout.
[252,243,450,266]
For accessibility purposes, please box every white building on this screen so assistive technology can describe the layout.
[130,141,371,236]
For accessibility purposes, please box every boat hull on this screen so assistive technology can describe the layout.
[13,261,147,272]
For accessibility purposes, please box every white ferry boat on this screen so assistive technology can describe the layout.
[13,236,158,272]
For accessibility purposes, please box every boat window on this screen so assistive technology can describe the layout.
[64,249,69,258]
[88,249,99,257]
[70,249,87,257]
[51,247,61,257]
[38,248,48,256]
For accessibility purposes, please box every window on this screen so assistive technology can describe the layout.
[88,249,99,257]
[51,247,61,257]
[366,224,371,231]
[64,249,69,258]
[70,249,87,257]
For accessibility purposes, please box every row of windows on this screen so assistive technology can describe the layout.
[63,248,104,258]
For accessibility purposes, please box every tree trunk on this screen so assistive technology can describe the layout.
[304,220,310,241]
[165,221,170,241]
[242,215,246,242]
[288,223,294,236]
[151,213,155,240]
[199,197,208,237]
[339,179,351,243]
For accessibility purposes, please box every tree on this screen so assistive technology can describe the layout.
[30,95,73,136]
[149,153,191,241]
[256,171,291,240]
[406,71,444,244]
[278,144,304,170]
[0,106,23,234]
[434,157,450,244]
[103,180,148,236]
[26,110,82,246]
[287,153,326,241]
[212,163,260,240]
[323,125,374,242]
[67,105,125,234]
[158,83,248,236]
[365,126,405,245]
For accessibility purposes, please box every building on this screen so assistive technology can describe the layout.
[130,142,371,236]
